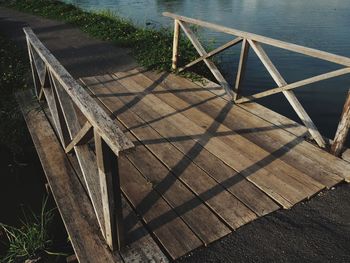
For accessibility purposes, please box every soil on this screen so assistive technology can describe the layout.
[0,6,349,263]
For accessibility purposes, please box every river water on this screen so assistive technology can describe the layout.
[64,0,350,141]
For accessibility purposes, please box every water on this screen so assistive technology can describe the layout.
[65,0,350,141]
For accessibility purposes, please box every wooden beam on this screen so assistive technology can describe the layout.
[248,39,327,148]
[178,37,243,73]
[163,12,350,67]
[94,130,124,251]
[172,19,180,70]
[65,121,93,154]
[178,21,234,99]
[236,67,350,103]
[23,27,134,156]
[331,90,350,156]
[234,38,250,101]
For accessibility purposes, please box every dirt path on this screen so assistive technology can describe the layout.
[1,6,349,263]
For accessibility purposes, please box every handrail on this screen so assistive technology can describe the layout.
[23,27,134,156]
[164,12,350,156]
[23,27,132,251]
[163,12,350,67]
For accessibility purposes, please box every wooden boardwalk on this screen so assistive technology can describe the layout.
[78,68,349,259]
[18,13,350,262]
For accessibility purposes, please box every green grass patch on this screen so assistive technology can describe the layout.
[2,0,205,74]
[0,197,66,262]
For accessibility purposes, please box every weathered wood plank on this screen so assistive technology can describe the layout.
[120,196,169,263]
[115,70,325,205]
[152,71,349,183]
[163,12,350,67]
[83,75,253,233]
[16,89,121,263]
[331,90,350,156]
[119,155,203,259]
[117,71,280,216]
[23,27,133,155]
[102,73,259,224]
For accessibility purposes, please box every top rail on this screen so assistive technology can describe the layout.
[163,12,350,67]
[23,27,134,155]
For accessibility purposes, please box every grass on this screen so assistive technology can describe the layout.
[2,0,205,74]
[0,197,66,263]
[0,34,31,155]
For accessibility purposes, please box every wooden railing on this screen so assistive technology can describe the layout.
[23,27,134,251]
[164,12,350,156]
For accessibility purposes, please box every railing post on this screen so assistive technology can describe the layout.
[94,129,124,251]
[234,38,250,101]
[331,90,350,156]
[172,19,180,70]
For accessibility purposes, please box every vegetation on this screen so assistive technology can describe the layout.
[2,0,203,73]
[0,34,30,155]
[0,197,66,263]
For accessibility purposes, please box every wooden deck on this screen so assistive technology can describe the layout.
[19,15,350,262]
[79,68,349,259]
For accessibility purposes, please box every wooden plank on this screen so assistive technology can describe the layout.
[172,19,180,70]
[178,21,234,99]
[163,12,350,67]
[95,130,124,251]
[115,70,325,205]
[23,27,133,155]
[65,121,93,153]
[150,71,349,183]
[83,75,256,231]
[120,196,169,262]
[179,37,243,73]
[331,90,350,156]
[119,155,203,259]
[112,72,280,216]
[99,74,259,224]
[248,39,327,148]
[236,67,350,103]
[124,140,231,244]
[233,38,249,100]
[16,89,121,263]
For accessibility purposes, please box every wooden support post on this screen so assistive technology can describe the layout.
[172,19,180,70]
[94,130,124,251]
[331,90,350,156]
[234,38,250,101]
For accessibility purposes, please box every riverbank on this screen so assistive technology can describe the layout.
[1,0,201,73]
[0,3,349,263]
